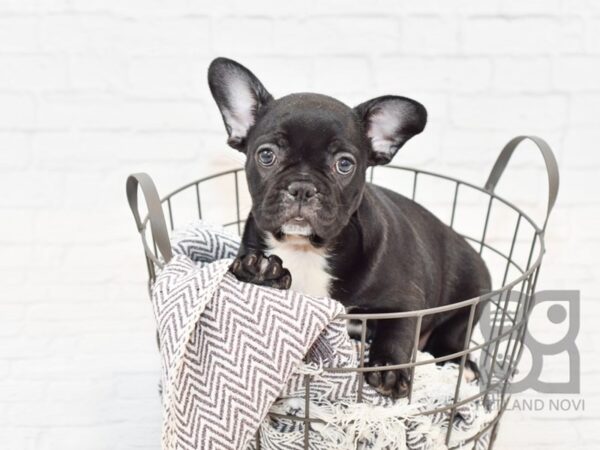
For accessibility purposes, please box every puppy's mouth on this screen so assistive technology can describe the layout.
[280,217,312,237]
[255,188,338,246]
[274,216,326,247]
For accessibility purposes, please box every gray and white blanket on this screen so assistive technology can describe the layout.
[151,221,495,450]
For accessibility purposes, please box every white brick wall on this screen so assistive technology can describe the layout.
[0,1,598,449]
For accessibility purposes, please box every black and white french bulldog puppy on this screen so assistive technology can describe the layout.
[208,57,491,398]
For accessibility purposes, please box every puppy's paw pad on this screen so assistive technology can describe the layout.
[230,252,291,289]
[365,364,411,398]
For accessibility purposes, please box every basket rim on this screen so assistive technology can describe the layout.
[138,164,545,320]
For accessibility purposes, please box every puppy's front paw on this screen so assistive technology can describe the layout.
[365,356,411,399]
[230,251,291,290]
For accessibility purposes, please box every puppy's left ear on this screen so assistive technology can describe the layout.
[208,57,274,151]
[354,96,427,165]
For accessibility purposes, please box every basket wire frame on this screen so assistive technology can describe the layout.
[128,136,558,450]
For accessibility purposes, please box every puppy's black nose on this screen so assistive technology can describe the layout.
[287,181,317,201]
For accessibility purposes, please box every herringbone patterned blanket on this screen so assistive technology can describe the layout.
[151,221,494,450]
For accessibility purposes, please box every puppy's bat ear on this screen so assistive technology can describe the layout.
[354,96,427,166]
[208,57,273,151]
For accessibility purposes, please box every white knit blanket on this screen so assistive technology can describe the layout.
[151,221,495,450]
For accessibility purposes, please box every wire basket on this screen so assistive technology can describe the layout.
[127,135,559,449]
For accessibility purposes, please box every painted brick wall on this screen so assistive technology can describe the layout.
[0,1,598,449]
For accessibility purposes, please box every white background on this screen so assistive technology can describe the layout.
[0,1,598,449]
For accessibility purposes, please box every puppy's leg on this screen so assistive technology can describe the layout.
[423,304,483,382]
[365,317,417,398]
[230,251,292,289]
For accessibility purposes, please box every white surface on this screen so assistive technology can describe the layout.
[0,1,598,449]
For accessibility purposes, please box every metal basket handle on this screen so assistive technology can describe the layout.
[126,173,173,264]
[484,135,559,231]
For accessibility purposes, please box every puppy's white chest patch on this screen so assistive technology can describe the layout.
[265,233,332,298]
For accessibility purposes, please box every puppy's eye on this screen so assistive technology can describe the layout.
[335,157,355,175]
[257,147,276,167]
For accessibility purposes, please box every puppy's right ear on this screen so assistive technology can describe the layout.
[208,57,273,151]
[354,96,427,166]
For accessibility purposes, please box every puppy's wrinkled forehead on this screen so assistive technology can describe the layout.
[252,93,363,152]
